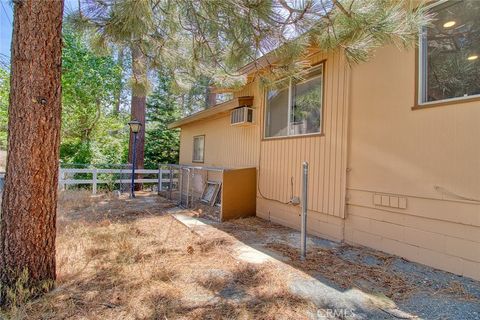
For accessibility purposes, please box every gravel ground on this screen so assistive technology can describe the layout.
[214,217,480,320]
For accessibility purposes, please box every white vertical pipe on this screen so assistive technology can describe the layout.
[301,161,308,260]
[185,168,191,208]
[92,168,98,195]
[178,167,183,206]
[169,166,173,199]
[158,166,162,194]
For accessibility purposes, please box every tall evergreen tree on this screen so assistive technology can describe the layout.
[69,0,158,171]
[0,0,64,305]
[144,71,181,168]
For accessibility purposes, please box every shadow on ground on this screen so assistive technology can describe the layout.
[209,216,480,320]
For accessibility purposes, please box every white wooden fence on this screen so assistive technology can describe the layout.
[59,167,177,194]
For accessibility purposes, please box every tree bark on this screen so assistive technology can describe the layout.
[128,46,146,173]
[0,0,64,305]
[113,48,124,115]
[205,86,217,108]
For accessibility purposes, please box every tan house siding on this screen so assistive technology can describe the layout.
[178,82,260,168]
[178,50,350,241]
[345,45,480,280]
[257,198,345,241]
[175,44,480,280]
[257,51,350,221]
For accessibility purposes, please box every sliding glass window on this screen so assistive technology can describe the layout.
[265,64,324,138]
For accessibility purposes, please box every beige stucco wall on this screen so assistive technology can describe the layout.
[346,45,480,280]
[176,46,480,280]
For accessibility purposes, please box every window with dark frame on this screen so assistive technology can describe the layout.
[419,0,480,104]
[192,135,204,163]
[264,64,324,138]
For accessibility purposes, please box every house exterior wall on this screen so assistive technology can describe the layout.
[179,51,350,241]
[256,50,350,241]
[345,45,480,280]
[176,45,480,280]
[178,82,260,168]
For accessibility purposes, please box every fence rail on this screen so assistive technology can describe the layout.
[59,167,178,195]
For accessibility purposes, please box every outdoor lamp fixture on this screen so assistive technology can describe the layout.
[128,119,142,198]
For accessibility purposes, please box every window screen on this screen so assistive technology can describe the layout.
[192,135,204,162]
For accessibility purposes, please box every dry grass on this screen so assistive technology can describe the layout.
[2,191,314,319]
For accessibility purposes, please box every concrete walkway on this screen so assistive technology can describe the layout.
[171,210,420,319]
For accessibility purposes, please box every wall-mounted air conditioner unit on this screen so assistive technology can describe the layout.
[230,106,254,126]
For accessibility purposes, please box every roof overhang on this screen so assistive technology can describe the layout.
[168,96,254,129]
[237,46,322,76]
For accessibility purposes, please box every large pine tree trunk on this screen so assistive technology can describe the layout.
[128,46,146,173]
[0,0,64,304]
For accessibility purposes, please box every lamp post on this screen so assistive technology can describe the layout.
[128,119,142,198]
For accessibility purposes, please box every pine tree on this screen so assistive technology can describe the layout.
[144,70,181,168]
[69,0,158,172]
[0,0,64,305]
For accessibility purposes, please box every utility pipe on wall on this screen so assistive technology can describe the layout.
[301,161,309,260]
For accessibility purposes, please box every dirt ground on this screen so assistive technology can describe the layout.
[2,191,479,319]
[2,191,315,319]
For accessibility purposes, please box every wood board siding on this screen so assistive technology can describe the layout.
[257,51,350,218]
[221,168,257,221]
[179,50,349,218]
[178,81,260,168]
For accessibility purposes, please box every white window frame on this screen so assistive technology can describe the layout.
[264,63,324,139]
[192,135,205,163]
[417,0,480,106]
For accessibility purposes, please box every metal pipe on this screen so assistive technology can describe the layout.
[185,168,191,208]
[178,167,183,206]
[157,165,162,195]
[130,133,138,198]
[301,161,309,260]
[169,166,173,200]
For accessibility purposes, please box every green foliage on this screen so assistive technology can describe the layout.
[60,0,431,168]
[70,0,430,95]
[144,71,181,168]
[307,0,432,64]
[61,27,129,165]
[0,68,9,150]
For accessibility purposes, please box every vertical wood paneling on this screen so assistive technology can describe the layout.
[257,51,349,217]
[179,81,261,169]
[178,50,349,218]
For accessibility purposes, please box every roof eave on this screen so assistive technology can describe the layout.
[168,96,254,129]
